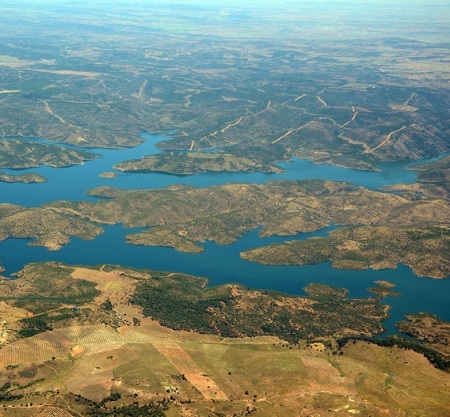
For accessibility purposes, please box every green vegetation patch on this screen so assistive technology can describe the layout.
[17,307,82,337]
[0,138,99,169]
[131,273,388,342]
[304,283,348,298]
[0,382,24,402]
[241,224,450,278]
[396,313,450,361]
[114,151,283,175]
[88,402,166,417]
[368,281,400,298]
[412,154,450,191]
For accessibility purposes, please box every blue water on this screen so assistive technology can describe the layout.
[1,133,449,335]
[0,132,422,207]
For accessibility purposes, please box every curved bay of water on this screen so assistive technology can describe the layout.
[1,133,449,335]
[0,132,421,207]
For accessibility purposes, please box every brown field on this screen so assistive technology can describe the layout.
[0,301,30,322]
[1,264,449,416]
[155,343,228,400]
[1,318,449,416]
[71,266,138,306]
[302,356,356,395]
[35,407,74,417]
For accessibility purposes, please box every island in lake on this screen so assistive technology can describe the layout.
[0,172,46,183]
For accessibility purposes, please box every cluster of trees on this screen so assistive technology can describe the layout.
[131,278,387,344]
[131,282,230,335]
[0,382,24,402]
[18,316,52,338]
[18,308,78,338]
[86,400,168,417]
[72,392,168,416]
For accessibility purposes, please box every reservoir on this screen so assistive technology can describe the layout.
[1,133,449,335]
[0,132,421,207]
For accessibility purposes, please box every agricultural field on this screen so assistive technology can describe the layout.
[1,262,389,342]
[0,262,449,416]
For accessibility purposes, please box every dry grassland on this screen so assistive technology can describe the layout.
[1,265,449,416]
[153,341,228,400]
[0,301,30,322]
[1,318,449,416]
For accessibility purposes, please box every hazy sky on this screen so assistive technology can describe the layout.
[148,0,450,4]
[17,0,450,4]
[12,0,450,11]
[166,0,447,8]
